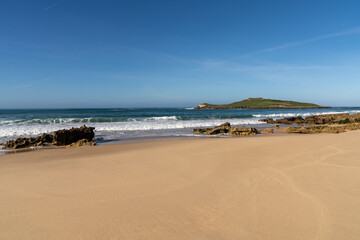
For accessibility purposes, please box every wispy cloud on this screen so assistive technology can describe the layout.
[44,0,67,10]
[228,64,356,72]
[239,27,360,57]
[12,78,51,90]
[108,39,358,83]
[123,47,198,65]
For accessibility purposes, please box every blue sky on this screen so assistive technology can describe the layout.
[1,0,360,108]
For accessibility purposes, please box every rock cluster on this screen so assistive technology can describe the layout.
[305,113,360,124]
[1,125,96,149]
[261,113,360,125]
[193,122,231,135]
[66,139,96,148]
[284,123,360,134]
[193,122,259,136]
[261,116,305,125]
[1,133,53,149]
[228,127,258,136]
[259,128,274,134]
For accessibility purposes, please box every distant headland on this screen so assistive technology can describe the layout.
[195,98,330,109]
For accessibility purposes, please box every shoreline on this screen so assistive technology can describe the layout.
[2,107,359,144]
[0,129,282,156]
[1,131,360,239]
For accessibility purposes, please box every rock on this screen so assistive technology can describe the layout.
[228,127,258,136]
[52,125,95,146]
[193,128,213,134]
[38,133,53,143]
[66,139,96,147]
[206,122,231,135]
[344,122,360,130]
[193,123,259,136]
[285,126,345,134]
[193,122,231,135]
[303,113,360,125]
[261,113,360,125]
[260,116,305,125]
[260,128,274,134]
[1,126,96,150]
[274,124,280,130]
[196,104,208,109]
[3,138,26,149]
[278,116,304,124]
[284,123,360,134]
[260,118,276,124]
[1,134,53,149]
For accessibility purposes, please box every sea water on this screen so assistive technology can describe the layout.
[0,107,359,145]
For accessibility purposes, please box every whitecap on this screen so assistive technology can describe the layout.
[253,110,360,118]
[0,118,263,142]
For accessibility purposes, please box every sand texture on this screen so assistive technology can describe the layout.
[1,132,360,239]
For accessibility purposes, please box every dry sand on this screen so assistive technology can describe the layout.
[1,132,360,239]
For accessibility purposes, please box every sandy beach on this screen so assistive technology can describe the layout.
[1,132,360,239]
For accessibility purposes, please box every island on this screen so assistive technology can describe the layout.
[195,97,330,109]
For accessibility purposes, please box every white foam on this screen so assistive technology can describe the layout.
[0,118,92,125]
[144,116,178,121]
[94,119,262,131]
[0,118,262,142]
[253,110,360,118]
[0,116,180,125]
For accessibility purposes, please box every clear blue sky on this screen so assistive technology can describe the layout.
[1,0,360,108]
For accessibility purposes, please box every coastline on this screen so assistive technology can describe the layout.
[0,126,280,155]
[1,132,360,239]
[2,107,360,144]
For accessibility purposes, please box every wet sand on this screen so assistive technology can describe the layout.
[1,132,360,239]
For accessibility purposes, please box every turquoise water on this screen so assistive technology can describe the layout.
[0,107,359,143]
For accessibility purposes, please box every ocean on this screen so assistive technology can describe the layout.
[1,107,360,145]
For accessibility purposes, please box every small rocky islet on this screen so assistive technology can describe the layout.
[195,97,330,109]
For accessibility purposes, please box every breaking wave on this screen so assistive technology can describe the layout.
[0,118,262,142]
[252,110,360,118]
[0,115,255,126]
[2,107,360,143]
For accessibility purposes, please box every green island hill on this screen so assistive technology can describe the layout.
[195,98,330,109]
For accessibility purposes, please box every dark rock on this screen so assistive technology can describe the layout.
[260,128,274,134]
[277,116,304,124]
[1,133,55,149]
[193,122,259,136]
[285,126,345,134]
[260,118,276,124]
[206,122,231,135]
[39,133,53,143]
[66,139,96,147]
[193,122,231,135]
[1,126,96,150]
[304,113,350,124]
[52,125,95,146]
[260,116,305,125]
[228,127,258,136]
[284,123,360,134]
[193,128,212,134]
[260,113,360,125]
